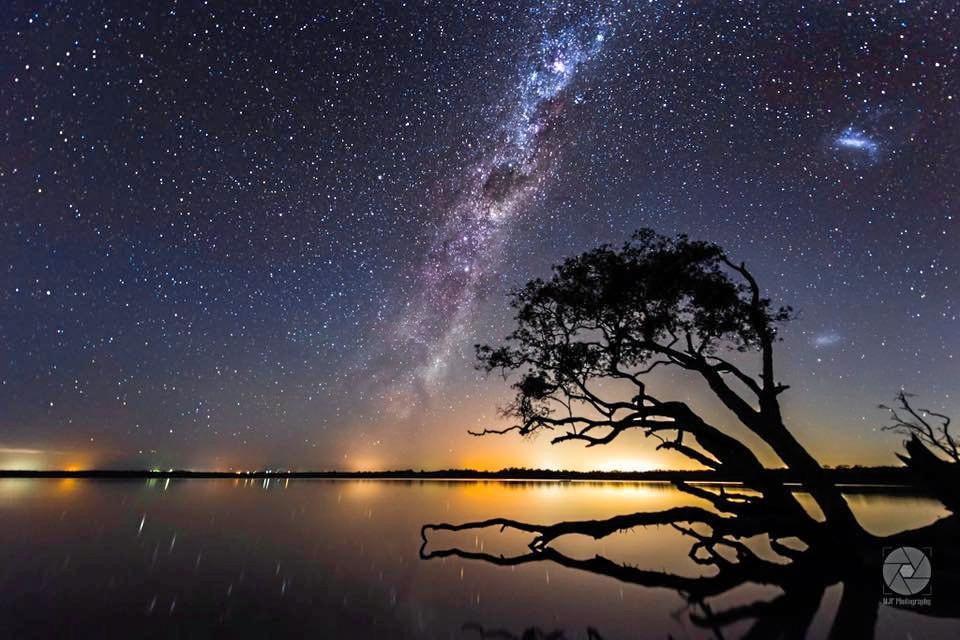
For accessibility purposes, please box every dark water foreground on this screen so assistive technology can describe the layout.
[0,479,957,639]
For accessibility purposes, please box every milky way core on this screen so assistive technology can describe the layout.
[395,9,614,389]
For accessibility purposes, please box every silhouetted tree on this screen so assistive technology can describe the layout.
[469,229,857,536]
[881,391,958,463]
[422,229,960,638]
[882,391,959,513]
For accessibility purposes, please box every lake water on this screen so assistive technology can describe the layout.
[0,479,957,639]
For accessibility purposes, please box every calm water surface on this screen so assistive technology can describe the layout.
[0,479,956,639]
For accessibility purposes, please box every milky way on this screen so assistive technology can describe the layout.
[395,7,615,389]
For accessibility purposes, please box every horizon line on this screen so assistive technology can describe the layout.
[0,464,909,477]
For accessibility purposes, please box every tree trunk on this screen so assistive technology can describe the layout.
[761,417,864,537]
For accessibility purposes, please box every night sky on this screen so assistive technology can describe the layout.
[2,1,957,471]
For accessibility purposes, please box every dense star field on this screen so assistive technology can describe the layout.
[1,1,957,471]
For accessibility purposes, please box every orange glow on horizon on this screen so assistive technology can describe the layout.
[346,456,382,472]
[594,458,658,473]
[457,455,504,472]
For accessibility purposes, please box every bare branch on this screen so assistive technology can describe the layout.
[468,426,524,437]
[422,506,727,551]
[706,355,762,396]
[881,391,958,463]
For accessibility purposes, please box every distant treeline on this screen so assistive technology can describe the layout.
[0,465,919,485]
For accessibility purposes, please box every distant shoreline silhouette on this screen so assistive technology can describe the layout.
[0,466,931,487]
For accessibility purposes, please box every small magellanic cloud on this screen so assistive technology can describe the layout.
[833,127,880,161]
[811,332,843,348]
